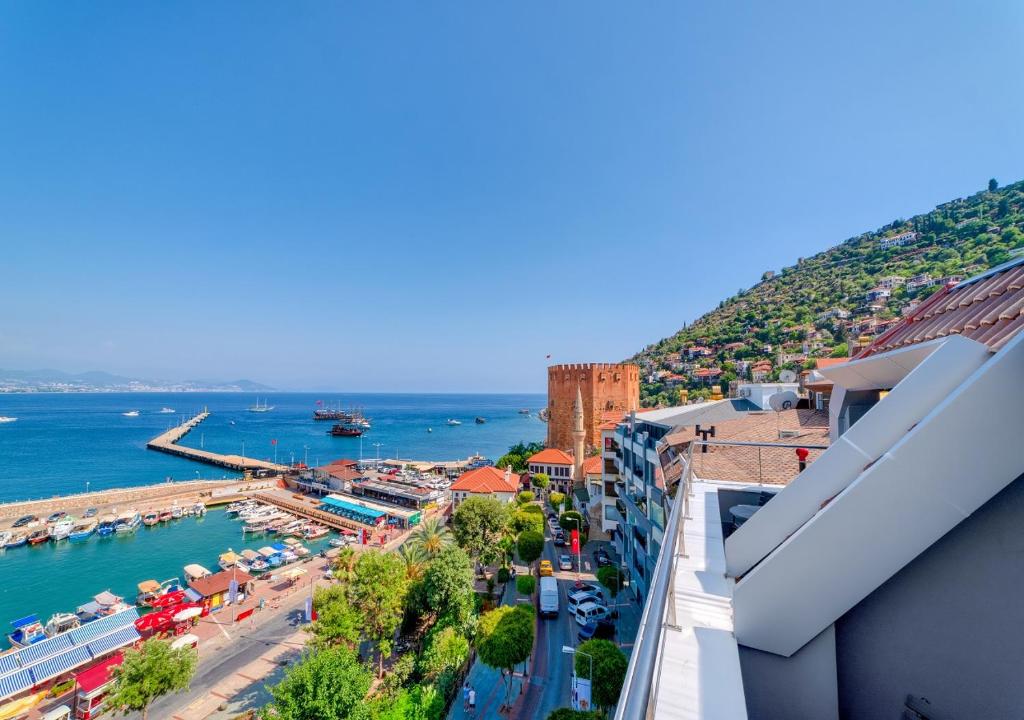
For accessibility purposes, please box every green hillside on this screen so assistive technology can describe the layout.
[632,178,1024,407]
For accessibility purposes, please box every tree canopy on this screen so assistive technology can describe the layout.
[351,550,410,676]
[575,639,628,710]
[408,517,452,558]
[477,605,536,710]
[421,544,476,631]
[516,530,545,567]
[309,584,362,650]
[530,472,550,490]
[596,566,626,598]
[261,646,372,720]
[450,496,509,567]
[558,510,585,534]
[106,638,197,720]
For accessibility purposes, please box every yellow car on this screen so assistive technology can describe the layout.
[539,560,554,577]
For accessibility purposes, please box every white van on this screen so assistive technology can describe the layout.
[566,591,603,614]
[539,576,559,618]
[574,601,611,626]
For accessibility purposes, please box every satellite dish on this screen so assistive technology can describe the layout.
[779,369,798,383]
[768,391,799,412]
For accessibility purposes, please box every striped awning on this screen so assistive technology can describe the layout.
[30,646,91,685]
[0,654,21,675]
[18,633,73,665]
[68,608,139,645]
[85,627,140,658]
[0,669,33,699]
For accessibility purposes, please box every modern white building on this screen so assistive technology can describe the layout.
[614,258,1024,720]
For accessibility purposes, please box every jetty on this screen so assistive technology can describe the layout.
[147,411,288,474]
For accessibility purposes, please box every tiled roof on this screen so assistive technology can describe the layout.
[528,448,574,465]
[858,258,1024,357]
[582,455,602,476]
[188,569,255,598]
[450,466,519,494]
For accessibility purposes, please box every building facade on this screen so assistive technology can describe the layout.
[546,363,639,450]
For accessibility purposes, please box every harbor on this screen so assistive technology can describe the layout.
[146,410,290,474]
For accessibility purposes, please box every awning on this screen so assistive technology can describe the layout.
[30,646,92,684]
[282,568,307,580]
[85,627,140,658]
[74,652,123,694]
[149,591,186,608]
[172,607,202,622]
[184,588,203,603]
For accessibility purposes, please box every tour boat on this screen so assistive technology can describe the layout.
[44,612,80,637]
[219,550,242,571]
[142,511,159,526]
[114,512,141,534]
[184,564,212,584]
[328,423,363,437]
[248,398,274,413]
[446,418,461,426]
[302,524,329,540]
[122,410,140,417]
[0,416,17,423]
[158,407,176,414]
[68,521,96,542]
[95,515,117,537]
[27,529,49,545]
[8,615,46,647]
[76,591,128,622]
[49,517,76,541]
[4,533,26,549]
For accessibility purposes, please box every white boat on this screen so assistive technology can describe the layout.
[158,407,176,414]
[184,563,212,583]
[49,518,76,541]
[219,549,242,571]
[192,502,207,517]
[44,612,80,637]
[247,398,274,413]
[114,512,141,534]
[0,417,17,423]
[446,418,461,426]
[171,505,183,519]
[122,410,140,417]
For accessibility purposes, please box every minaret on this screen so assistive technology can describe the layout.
[572,385,585,485]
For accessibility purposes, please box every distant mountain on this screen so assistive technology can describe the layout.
[631,178,1024,406]
[0,368,275,393]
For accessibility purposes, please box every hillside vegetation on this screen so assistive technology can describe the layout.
[632,178,1024,406]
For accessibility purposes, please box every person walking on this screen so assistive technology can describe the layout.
[463,682,470,711]
[468,687,476,716]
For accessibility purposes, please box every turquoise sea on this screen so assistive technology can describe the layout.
[0,392,545,645]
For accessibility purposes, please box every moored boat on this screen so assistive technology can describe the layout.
[49,517,76,541]
[5,533,27,548]
[219,549,242,571]
[44,612,80,637]
[184,563,212,584]
[0,531,10,547]
[8,615,46,647]
[68,521,96,542]
[96,515,117,537]
[192,502,207,517]
[27,529,49,545]
[76,591,128,622]
[158,509,173,523]
[171,505,183,519]
[303,524,329,540]
[114,512,141,534]
[143,511,159,526]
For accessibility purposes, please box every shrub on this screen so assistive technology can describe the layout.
[558,510,585,534]
[497,566,511,584]
[548,492,566,511]
[517,490,535,504]
[515,575,536,596]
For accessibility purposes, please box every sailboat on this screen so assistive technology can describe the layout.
[248,397,275,413]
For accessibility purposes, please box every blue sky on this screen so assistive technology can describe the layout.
[1,2,1021,392]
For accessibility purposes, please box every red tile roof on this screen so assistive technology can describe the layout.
[582,455,603,476]
[189,569,255,598]
[528,448,574,465]
[814,358,848,369]
[858,259,1024,357]
[451,466,520,494]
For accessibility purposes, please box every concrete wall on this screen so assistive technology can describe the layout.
[835,473,1024,719]
[739,625,838,720]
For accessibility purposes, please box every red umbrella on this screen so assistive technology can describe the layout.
[149,591,186,608]
[134,610,175,633]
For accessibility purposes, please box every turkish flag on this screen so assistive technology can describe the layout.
[235,608,255,622]
[316,400,323,406]
[571,529,580,554]
[271,439,278,445]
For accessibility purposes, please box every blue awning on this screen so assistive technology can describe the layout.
[271,543,287,550]
[184,588,203,602]
[0,669,33,699]
[10,615,38,629]
[320,495,386,520]
[30,646,91,684]
[68,608,139,646]
[85,627,140,658]
[0,653,21,675]
[18,632,73,665]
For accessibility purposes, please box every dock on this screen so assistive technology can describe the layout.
[253,490,373,533]
[146,411,289,474]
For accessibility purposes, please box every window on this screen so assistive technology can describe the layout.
[604,505,618,521]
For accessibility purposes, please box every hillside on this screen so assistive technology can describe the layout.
[632,178,1024,406]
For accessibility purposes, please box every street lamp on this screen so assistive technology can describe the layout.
[561,646,593,711]
[304,445,309,467]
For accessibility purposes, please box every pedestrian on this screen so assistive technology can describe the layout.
[468,688,476,714]
[463,682,470,711]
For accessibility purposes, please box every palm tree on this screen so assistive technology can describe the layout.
[333,546,357,584]
[409,517,452,557]
[398,543,428,582]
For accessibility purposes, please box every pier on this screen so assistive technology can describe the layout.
[253,490,373,533]
[146,411,289,474]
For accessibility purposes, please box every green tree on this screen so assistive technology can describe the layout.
[517,490,535,505]
[261,646,371,720]
[398,543,429,582]
[575,639,628,710]
[530,472,550,491]
[418,625,470,681]
[558,510,585,535]
[510,508,544,536]
[332,546,358,584]
[989,177,998,192]
[596,566,626,598]
[106,638,197,720]
[477,605,535,710]
[408,517,453,558]
[516,575,536,596]
[351,550,410,676]
[450,496,509,568]
[829,342,848,358]
[548,492,566,511]
[545,709,604,720]
[422,545,476,630]
[516,530,545,568]
[309,584,362,650]
[496,453,527,473]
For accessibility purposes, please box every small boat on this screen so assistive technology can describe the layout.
[446,418,461,426]
[76,591,128,622]
[68,521,96,542]
[171,506,183,519]
[122,410,140,417]
[158,509,172,522]
[475,417,486,424]
[114,512,141,534]
[0,531,10,547]
[44,612,80,637]
[142,511,159,526]
[329,537,346,548]
[27,529,49,545]
[303,524,329,540]
[241,550,268,573]
[0,416,17,423]
[518,408,531,414]
[427,427,432,433]
[8,615,46,647]
[248,398,274,413]
[192,502,207,517]
[219,549,242,571]
[96,515,117,536]
[136,579,162,605]
[158,407,176,414]
[229,420,236,425]
[49,518,76,541]
[184,564,212,583]
[4,533,26,549]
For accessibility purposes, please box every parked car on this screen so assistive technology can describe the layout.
[539,560,554,577]
[83,508,98,518]
[594,548,613,567]
[572,581,604,596]
[574,601,613,626]
[46,511,66,523]
[577,618,616,641]
[553,532,567,547]
[558,554,573,571]
[567,591,604,613]
[12,515,37,528]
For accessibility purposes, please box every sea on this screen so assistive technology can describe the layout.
[0,392,545,645]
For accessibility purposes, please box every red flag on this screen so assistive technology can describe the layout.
[271,439,278,445]
[316,399,323,406]
[235,608,255,622]
[570,529,580,554]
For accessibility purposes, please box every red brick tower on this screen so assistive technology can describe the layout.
[546,363,639,450]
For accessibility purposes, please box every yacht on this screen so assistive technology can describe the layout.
[122,410,140,417]
[0,416,17,423]
[446,418,462,426]
[44,612,80,637]
[248,398,274,413]
[158,407,176,414]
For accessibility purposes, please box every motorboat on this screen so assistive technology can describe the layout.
[192,502,207,517]
[158,509,173,522]
[0,417,17,423]
[49,518,76,541]
[122,410,140,417]
[0,531,10,547]
[27,529,49,545]
[219,549,242,571]
[446,419,461,426]
[158,407,176,414]
[184,564,212,584]
[518,408,531,414]
[142,511,159,526]
[329,537,346,548]
[475,417,486,424]
[8,615,46,647]
[96,515,117,537]
[68,521,96,542]
[4,533,26,549]
[44,612,80,637]
[171,505,184,519]
[241,550,269,573]
[258,547,283,567]
[76,591,128,622]
[302,524,329,540]
[114,512,141,534]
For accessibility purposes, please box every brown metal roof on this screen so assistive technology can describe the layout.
[858,259,1024,358]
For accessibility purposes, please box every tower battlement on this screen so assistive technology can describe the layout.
[546,362,639,450]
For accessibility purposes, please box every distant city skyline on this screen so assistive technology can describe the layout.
[2,2,1022,392]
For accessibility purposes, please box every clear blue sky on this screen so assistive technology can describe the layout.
[1,2,1021,392]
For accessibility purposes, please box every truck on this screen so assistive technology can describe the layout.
[539,576,559,618]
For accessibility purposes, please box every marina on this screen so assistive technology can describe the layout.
[146,410,290,474]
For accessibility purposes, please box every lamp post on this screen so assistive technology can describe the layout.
[304,445,309,467]
[561,646,593,711]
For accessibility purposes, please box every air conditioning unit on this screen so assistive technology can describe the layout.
[739,387,751,398]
